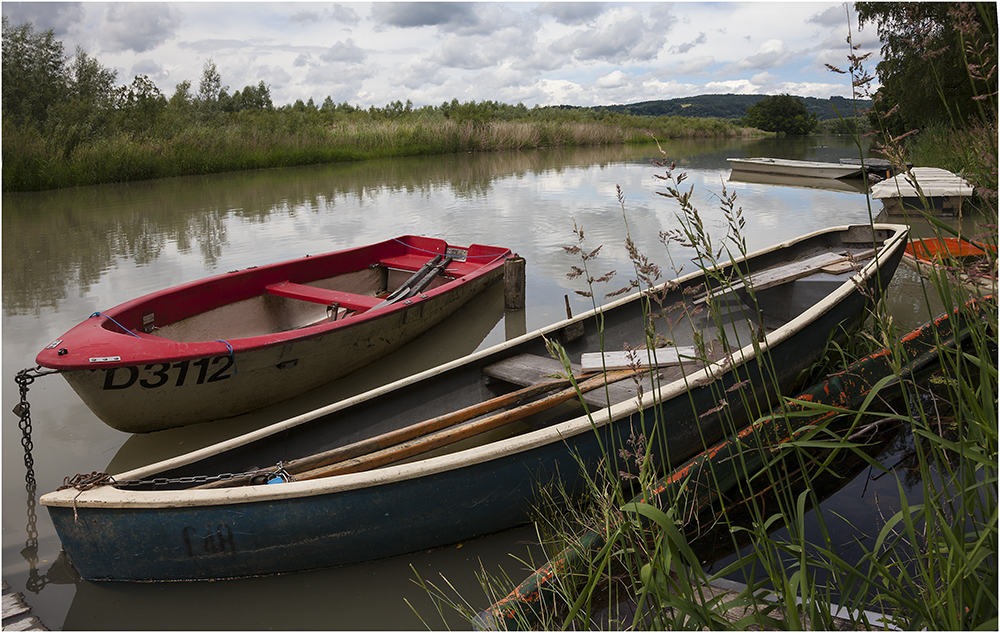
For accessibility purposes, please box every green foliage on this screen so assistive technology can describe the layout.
[857,2,998,136]
[741,93,819,135]
[1,16,70,125]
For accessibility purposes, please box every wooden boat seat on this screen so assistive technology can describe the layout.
[695,248,877,305]
[265,282,382,311]
[483,354,637,409]
[380,254,476,279]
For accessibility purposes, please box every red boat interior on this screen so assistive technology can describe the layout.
[114,238,507,343]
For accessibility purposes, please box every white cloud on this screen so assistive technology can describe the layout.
[319,39,367,64]
[0,2,881,108]
[98,3,184,54]
[735,39,793,71]
[550,6,667,63]
[751,71,778,86]
[595,70,631,89]
[704,79,759,95]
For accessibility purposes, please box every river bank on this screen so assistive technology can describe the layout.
[2,114,749,192]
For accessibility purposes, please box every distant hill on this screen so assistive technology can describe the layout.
[579,94,870,121]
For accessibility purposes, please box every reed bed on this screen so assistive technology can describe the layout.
[2,114,743,192]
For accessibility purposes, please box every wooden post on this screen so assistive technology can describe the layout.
[504,256,526,310]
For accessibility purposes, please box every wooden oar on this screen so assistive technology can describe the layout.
[402,256,452,299]
[370,254,443,309]
[294,368,638,482]
[196,374,582,490]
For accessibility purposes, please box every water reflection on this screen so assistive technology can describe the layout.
[3,137,992,630]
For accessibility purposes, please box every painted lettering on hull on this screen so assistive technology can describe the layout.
[182,523,237,557]
[102,355,235,390]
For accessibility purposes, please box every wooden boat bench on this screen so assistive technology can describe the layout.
[695,248,877,305]
[265,282,382,312]
[380,253,478,279]
[484,345,728,411]
[483,353,638,409]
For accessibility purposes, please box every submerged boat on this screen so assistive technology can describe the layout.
[727,157,863,180]
[903,236,997,295]
[482,294,992,629]
[35,235,512,433]
[870,167,975,215]
[41,224,908,581]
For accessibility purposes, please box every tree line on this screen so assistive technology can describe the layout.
[1,16,667,150]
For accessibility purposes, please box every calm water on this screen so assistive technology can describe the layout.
[2,137,985,630]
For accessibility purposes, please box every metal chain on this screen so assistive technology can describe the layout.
[14,368,39,487]
[99,466,289,489]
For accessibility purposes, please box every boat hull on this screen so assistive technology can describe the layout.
[727,157,862,180]
[42,224,909,581]
[902,237,997,295]
[37,236,510,433]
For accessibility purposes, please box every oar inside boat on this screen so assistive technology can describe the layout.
[370,254,445,309]
[292,366,639,481]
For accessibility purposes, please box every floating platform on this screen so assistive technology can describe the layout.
[870,167,975,215]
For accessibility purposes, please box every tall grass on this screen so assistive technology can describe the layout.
[2,113,745,192]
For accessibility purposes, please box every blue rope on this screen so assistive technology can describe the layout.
[90,312,142,338]
[214,339,237,374]
[389,238,510,260]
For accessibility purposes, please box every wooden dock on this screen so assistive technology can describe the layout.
[2,581,47,631]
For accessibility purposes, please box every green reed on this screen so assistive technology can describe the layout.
[2,111,744,192]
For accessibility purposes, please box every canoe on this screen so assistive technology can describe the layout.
[870,167,975,215]
[726,157,863,180]
[903,237,997,296]
[482,294,993,629]
[40,224,908,581]
[34,235,512,433]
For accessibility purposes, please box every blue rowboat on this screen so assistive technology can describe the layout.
[40,224,908,581]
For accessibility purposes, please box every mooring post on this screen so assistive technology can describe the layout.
[504,255,526,310]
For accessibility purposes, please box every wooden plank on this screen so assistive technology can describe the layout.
[483,354,570,387]
[696,247,879,305]
[746,251,847,290]
[581,347,698,372]
[265,282,382,311]
[483,353,638,410]
[821,260,860,274]
[2,592,30,620]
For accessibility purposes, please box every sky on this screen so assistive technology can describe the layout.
[1,2,882,109]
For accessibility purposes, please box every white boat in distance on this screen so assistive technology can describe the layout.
[728,157,863,180]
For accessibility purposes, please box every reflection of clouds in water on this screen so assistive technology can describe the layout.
[5,142,880,324]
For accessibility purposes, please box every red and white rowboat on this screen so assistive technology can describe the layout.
[36,235,511,433]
